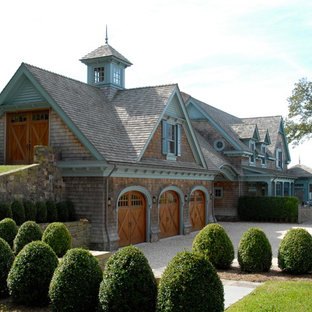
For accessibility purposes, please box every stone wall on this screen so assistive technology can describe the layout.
[0,146,64,202]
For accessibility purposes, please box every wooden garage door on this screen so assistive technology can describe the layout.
[118,191,146,247]
[159,191,179,239]
[6,110,49,164]
[190,190,205,231]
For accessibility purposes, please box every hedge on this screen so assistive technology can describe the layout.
[238,196,298,222]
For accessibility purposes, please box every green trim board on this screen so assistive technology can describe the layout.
[0,63,105,162]
[279,118,291,163]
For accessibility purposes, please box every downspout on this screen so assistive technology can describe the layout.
[103,165,116,251]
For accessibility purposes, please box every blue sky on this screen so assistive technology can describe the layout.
[0,0,311,166]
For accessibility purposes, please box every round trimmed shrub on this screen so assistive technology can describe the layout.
[7,241,58,306]
[238,227,272,273]
[49,248,102,312]
[157,250,224,312]
[0,202,12,220]
[278,228,312,274]
[11,200,25,225]
[99,245,157,312]
[66,201,76,221]
[46,200,58,222]
[56,202,69,222]
[42,222,71,257]
[13,221,43,254]
[35,201,47,223]
[0,218,18,248]
[192,223,234,269]
[24,200,36,221]
[0,238,14,298]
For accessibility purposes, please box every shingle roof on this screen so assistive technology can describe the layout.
[24,63,175,163]
[288,164,312,178]
[230,124,257,139]
[80,44,132,65]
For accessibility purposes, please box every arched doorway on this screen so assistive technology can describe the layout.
[159,190,179,239]
[118,191,146,247]
[189,190,205,231]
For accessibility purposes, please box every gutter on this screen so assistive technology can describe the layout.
[103,165,116,251]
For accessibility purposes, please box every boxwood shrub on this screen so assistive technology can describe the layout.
[56,202,69,222]
[0,218,18,248]
[11,200,25,225]
[238,227,272,273]
[7,241,58,306]
[49,248,102,312]
[0,202,12,220]
[192,223,234,269]
[157,250,224,312]
[35,201,47,223]
[278,228,312,274]
[238,196,298,222]
[46,200,58,223]
[23,200,37,221]
[0,238,15,298]
[13,221,43,254]
[99,245,157,312]
[42,222,71,257]
[66,201,76,221]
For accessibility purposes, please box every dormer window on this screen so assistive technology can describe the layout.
[249,141,256,164]
[276,149,283,169]
[94,67,104,83]
[113,65,121,85]
[162,120,181,158]
[261,145,266,166]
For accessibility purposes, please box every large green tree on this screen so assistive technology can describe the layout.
[285,78,312,145]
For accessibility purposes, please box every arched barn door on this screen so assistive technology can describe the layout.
[190,190,205,231]
[159,190,179,239]
[118,191,146,247]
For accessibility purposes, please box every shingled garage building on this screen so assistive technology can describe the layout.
[0,43,295,250]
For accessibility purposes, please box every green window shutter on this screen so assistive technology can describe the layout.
[162,120,168,155]
[176,124,181,156]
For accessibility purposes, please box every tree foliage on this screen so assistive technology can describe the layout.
[285,78,312,144]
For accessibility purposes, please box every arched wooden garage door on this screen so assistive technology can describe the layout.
[159,191,179,239]
[190,190,205,231]
[118,191,146,247]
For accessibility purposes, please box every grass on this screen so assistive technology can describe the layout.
[226,281,312,312]
[0,166,26,174]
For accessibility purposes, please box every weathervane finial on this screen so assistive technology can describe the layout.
[105,25,108,44]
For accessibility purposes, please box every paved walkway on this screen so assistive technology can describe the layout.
[135,221,312,309]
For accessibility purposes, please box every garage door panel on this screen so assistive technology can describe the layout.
[190,190,205,231]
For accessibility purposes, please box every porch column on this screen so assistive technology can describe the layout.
[267,180,273,196]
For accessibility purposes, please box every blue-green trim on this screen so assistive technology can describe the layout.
[223,150,252,156]
[159,186,185,235]
[185,99,242,151]
[189,186,210,224]
[279,118,291,163]
[0,64,105,162]
[0,102,49,118]
[219,165,238,181]
[115,185,152,243]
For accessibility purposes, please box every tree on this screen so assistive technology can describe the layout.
[285,78,312,145]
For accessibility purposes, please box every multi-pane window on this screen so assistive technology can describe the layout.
[214,187,223,198]
[94,67,104,83]
[261,145,266,166]
[276,149,283,169]
[161,120,181,157]
[113,66,121,85]
[249,141,256,164]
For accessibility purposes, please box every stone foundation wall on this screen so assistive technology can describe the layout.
[0,146,64,203]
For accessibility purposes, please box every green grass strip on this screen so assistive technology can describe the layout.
[226,281,312,312]
[0,165,26,174]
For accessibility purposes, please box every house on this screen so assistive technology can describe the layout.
[288,164,312,204]
[0,42,296,250]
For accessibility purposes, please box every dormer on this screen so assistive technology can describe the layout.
[80,44,132,89]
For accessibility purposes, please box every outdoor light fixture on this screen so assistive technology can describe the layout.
[108,197,112,206]
[184,194,188,202]
[152,196,157,204]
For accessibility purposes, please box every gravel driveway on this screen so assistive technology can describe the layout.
[136,221,312,275]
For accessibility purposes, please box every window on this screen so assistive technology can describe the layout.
[249,141,256,164]
[214,139,225,151]
[113,65,121,85]
[161,120,181,157]
[248,183,257,192]
[276,182,282,196]
[261,145,266,166]
[214,187,223,198]
[94,67,104,83]
[276,149,283,169]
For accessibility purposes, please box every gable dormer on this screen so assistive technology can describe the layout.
[80,44,132,89]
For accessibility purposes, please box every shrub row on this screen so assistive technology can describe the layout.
[238,196,299,222]
[0,199,76,225]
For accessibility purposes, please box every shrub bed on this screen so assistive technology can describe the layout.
[56,202,69,222]
[46,200,58,222]
[0,218,18,248]
[157,250,224,312]
[192,223,234,269]
[278,228,312,274]
[99,245,157,312]
[49,248,102,312]
[7,241,58,306]
[23,200,36,221]
[238,196,298,222]
[11,200,25,225]
[238,227,272,273]
[0,202,12,220]
[36,201,47,223]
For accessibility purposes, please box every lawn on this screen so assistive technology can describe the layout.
[226,281,312,312]
[0,165,26,174]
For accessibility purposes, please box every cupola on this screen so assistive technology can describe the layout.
[80,44,132,89]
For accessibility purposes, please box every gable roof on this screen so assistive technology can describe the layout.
[230,123,260,141]
[288,164,312,178]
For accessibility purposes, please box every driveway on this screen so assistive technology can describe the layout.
[136,221,312,275]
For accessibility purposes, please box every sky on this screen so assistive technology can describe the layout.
[0,0,311,167]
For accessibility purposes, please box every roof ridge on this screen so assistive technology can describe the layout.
[126,83,178,91]
[242,115,282,120]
